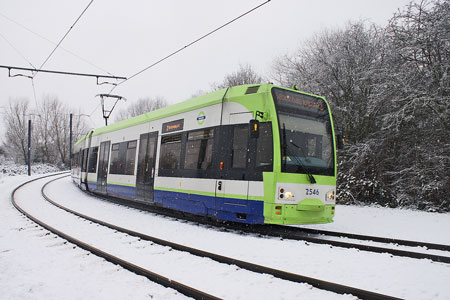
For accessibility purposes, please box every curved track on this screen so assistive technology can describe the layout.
[78,182,450,264]
[11,173,219,300]
[286,226,450,251]
[238,224,450,264]
[38,175,403,300]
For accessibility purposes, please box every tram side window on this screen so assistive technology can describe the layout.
[87,147,99,173]
[109,141,137,175]
[72,152,78,168]
[109,143,120,174]
[232,126,248,169]
[159,134,182,170]
[184,129,214,170]
[125,141,137,175]
[81,149,88,172]
[78,150,83,167]
[255,122,273,171]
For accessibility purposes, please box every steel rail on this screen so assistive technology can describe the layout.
[11,174,220,300]
[220,223,450,264]
[275,226,450,252]
[44,176,403,300]
[84,184,450,264]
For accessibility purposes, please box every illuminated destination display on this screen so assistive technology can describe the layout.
[272,88,326,112]
[162,119,184,133]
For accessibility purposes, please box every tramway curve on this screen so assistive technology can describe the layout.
[39,175,405,300]
[232,224,450,264]
[71,178,450,265]
[11,174,220,300]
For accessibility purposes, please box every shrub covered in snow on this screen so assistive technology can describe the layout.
[0,157,62,177]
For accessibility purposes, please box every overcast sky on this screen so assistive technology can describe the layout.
[0,0,412,138]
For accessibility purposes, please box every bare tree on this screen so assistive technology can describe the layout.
[272,21,385,143]
[2,96,89,168]
[212,63,264,90]
[376,0,450,211]
[47,97,70,166]
[114,96,168,122]
[2,99,38,164]
[272,1,449,212]
[35,95,54,163]
[271,21,394,205]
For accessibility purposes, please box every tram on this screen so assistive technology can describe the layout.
[72,83,338,224]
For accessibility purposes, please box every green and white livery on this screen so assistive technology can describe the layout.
[72,83,337,224]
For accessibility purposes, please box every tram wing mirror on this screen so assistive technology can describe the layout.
[249,119,260,139]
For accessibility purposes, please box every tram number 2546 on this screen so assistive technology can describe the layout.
[305,188,320,196]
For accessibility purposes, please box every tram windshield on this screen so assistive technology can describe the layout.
[272,88,334,176]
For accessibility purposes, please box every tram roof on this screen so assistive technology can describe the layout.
[74,83,327,146]
[89,83,273,138]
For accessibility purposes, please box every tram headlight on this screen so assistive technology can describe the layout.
[279,187,294,199]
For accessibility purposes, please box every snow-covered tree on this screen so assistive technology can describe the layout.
[212,63,264,90]
[114,96,167,122]
[3,96,88,168]
[271,0,450,212]
[376,0,450,211]
[272,21,393,205]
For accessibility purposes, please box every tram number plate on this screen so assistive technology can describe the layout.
[305,188,319,196]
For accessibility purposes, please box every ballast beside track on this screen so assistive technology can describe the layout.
[40,175,404,300]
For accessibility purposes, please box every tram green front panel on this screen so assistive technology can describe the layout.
[263,172,336,224]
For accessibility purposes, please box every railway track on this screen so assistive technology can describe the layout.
[228,224,450,264]
[12,174,218,300]
[76,179,450,265]
[12,173,404,300]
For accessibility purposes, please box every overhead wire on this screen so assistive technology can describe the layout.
[0,11,114,76]
[109,0,271,94]
[34,0,95,77]
[0,32,36,69]
[2,1,271,122]
[0,1,108,124]
[0,32,39,106]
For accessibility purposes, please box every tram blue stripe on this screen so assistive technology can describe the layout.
[99,183,264,223]
[154,189,264,224]
[106,184,136,199]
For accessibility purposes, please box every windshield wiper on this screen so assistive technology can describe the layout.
[289,140,311,163]
[282,123,316,184]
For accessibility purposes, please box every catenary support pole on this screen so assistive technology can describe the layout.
[69,113,72,170]
[27,119,31,176]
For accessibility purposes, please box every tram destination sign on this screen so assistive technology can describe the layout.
[162,119,184,133]
[273,88,325,112]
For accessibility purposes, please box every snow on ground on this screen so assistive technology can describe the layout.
[1,172,450,299]
[302,205,450,245]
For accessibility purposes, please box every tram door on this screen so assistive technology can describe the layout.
[136,132,158,202]
[97,141,110,194]
[215,124,250,215]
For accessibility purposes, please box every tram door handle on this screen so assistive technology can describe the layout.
[217,181,222,191]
